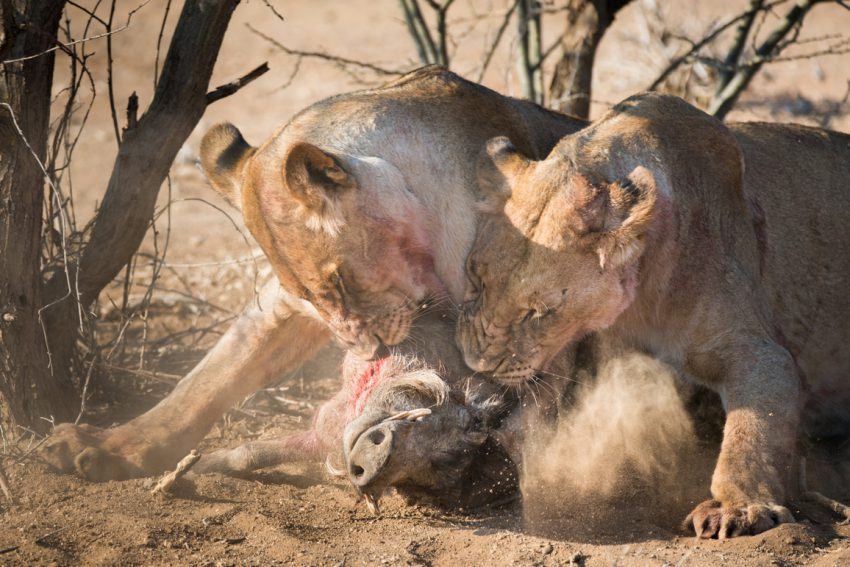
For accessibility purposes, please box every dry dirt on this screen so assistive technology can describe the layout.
[2,408,850,566]
[2,0,850,565]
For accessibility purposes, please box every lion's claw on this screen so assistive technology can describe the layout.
[686,499,795,539]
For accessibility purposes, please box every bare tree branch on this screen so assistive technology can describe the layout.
[428,0,456,66]
[206,62,270,105]
[709,0,830,119]
[0,11,142,65]
[247,24,407,76]
[399,0,440,64]
[43,1,243,310]
[716,0,764,95]
[475,1,518,83]
[646,0,786,91]
[105,0,120,145]
[261,0,285,22]
[153,0,173,86]
[1,0,79,427]
[548,0,629,118]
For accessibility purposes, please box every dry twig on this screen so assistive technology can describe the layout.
[247,24,407,77]
[0,1,149,64]
[151,450,201,494]
[206,62,271,105]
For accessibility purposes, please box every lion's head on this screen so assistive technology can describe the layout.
[456,138,657,383]
[457,93,744,385]
[200,123,441,359]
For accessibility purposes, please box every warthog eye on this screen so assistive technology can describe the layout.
[466,257,484,293]
[521,306,554,325]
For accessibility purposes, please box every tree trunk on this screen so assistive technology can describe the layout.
[0,0,77,428]
[548,0,629,119]
[37,0,242,426]
[46,0,241,308]
[2,0,243,430]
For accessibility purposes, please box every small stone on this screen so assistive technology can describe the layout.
[540,543,553,555]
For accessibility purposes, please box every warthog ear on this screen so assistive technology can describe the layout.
[476,136,530,213]
[596,166,658,269]
[283,142,356,236]
[200,123,256,210]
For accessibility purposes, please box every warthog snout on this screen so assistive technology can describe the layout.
[346,421,395,487]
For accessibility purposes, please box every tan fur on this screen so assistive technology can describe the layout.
[197,66,583,358]
[458,92,850,537]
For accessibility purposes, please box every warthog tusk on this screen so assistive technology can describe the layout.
[325,455,346,478]
[363,493,381,516]
[384,408,432,423]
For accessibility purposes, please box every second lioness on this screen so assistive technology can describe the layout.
[457,93,850,538]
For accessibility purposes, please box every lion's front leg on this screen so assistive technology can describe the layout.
[42,281,331,481]
[687,338,801,538]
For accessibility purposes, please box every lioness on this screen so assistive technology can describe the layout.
[457,93,850,537]
[44,67,581,481]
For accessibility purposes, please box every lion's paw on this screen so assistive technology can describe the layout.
[685,499,795,539]
[41,423,154,482]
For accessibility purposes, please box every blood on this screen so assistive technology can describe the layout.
[348,358,388,417]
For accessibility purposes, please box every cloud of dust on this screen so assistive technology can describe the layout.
[522,353,708,535]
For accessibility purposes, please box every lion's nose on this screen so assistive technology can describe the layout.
[463,351,496,373]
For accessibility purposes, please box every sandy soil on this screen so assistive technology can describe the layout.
[2,419,849,565]
[1,0,849,565]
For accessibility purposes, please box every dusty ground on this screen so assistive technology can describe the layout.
[2,0,850,565]
[2,413,850,565]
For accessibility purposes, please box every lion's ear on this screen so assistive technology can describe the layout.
[593,166,658,269]
[200,123,256,210]
[476,136,530,212]
[283,142,355,235]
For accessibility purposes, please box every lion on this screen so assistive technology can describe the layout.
[456,92,850,538]
[43,67,581,482]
